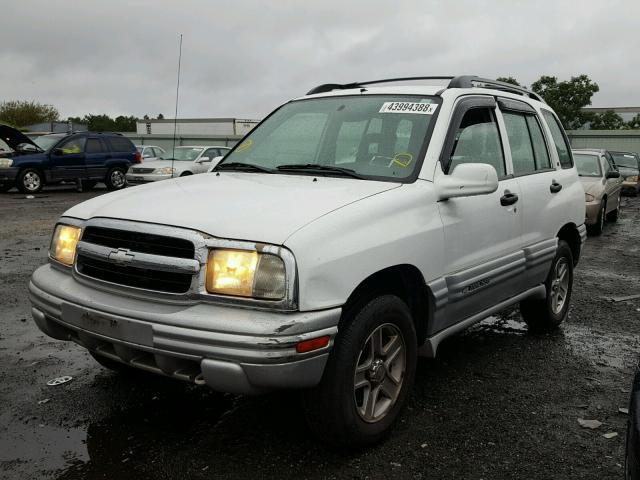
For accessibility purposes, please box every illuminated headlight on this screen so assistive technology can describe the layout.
[49,224,81,265]
[625,175,639,182]
[154,167,175,175]
[0,158,13,168]
[585,193,595,202]
[205,249,286,299]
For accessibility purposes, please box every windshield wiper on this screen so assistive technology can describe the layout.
[276,164,365,179]
[215,162,274,173]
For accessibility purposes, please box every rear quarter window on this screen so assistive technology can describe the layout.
[107,136,135,153]
[541,110,573,169]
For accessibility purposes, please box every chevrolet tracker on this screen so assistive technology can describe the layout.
[29,76,586,447]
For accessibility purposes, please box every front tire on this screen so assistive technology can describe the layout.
[590,200,606,235]
[17,168,44,194]
[607,196,620,222]
[105,166,127,190]
[304,295,417,448]
[520,240,574,332]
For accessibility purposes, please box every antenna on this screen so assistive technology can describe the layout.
[171,34,183,176]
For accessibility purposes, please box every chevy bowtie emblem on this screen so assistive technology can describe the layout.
[108,248,135,265]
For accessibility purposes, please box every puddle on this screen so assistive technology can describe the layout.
[469,313,528,336]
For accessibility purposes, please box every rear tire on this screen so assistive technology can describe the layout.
[17,168,44,194]
[520,240,574,333]
[105,166,127,190]
[303,295,417,449]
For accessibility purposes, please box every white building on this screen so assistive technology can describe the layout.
[136,118,260,136]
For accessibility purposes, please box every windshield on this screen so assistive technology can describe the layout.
[611,152,639,169]
[574,153,602,177]
[160,147,204,161]
[220,95,440,181]
[33,134,65,151]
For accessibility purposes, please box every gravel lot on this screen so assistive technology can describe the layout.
[1,186,638,480]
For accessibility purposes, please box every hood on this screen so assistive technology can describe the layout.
[64,172,400,245]
[617,166,639,177]
[0,124,41,151]
[579,176,604,196]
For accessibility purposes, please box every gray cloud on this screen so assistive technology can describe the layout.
[2,0,639,119]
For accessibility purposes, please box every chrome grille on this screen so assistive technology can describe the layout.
[131,167,155,174]
[76,226,198,294]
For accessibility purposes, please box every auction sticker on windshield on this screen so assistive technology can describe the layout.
[379,102,438,114]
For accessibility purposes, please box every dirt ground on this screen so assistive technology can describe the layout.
[1,185,638,480]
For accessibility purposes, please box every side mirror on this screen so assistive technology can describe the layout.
[436,163,499,201]
[197,156,210,163]
[53,148,64,156]
[606,170,620,179]
[17,143,39,153]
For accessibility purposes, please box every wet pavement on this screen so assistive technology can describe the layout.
[1,186,639,479]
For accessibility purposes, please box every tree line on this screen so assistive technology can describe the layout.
[496,75,639,130]
[1,75,639,131]
[0,100,163,132]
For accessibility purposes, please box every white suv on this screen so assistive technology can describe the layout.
[29,76,586,447]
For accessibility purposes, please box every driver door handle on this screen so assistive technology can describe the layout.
[550,180,563,193]
[500,190,519,206]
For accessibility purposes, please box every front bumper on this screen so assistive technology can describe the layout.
[126,173,172,184]
[584,200,601,225]
[29,264,340,394]
[0,167,18,184]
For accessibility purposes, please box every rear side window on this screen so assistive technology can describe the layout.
[448,108,506,177]
[542,110,573,168]
[85,138,106,154]
[502,112,552,175]
[107,136,135,152]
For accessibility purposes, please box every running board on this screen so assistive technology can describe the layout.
[419,284,546,358]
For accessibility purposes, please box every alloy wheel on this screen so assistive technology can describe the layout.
[111,169,125,188]
[354,323,406,423]
[550,257,570,314]
[23,171,41,192]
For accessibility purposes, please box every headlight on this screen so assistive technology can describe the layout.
[205,249,286,299]
[626,175,638,182]
[585,193,595,202]
[154,167,175,175]
[0,158,13,168]
[50,224,81,265]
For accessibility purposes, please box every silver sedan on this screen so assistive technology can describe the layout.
[127,146,230,184]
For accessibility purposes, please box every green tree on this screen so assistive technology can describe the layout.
[496,76,521,86]
[530,75,599,129]
[627,114,640,129]
[589,110,625,130]
[0,100,59,128]
[114,115,137,132]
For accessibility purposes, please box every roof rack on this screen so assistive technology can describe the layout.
[306,75,544,103]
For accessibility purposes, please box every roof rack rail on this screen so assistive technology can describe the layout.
[306,76,456,95]
[448,76,544,102]
[306,75,545,103]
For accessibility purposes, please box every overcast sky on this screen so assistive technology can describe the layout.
[2,0,639,119]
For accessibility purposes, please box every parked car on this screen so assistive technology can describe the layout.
[626,364,640,479]
[136,145,166,161]
[0,125,139,193]
[610,151,640,196]
[29,76,586,447]
[572,148,623,235]
[126,146,229,184]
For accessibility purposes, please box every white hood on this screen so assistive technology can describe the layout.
[64,172,400,245]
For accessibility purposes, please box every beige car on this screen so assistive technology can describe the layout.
[572,148,623,235]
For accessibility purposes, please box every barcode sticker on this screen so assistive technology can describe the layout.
[379,102,438,115]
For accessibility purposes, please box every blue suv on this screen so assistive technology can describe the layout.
[0,125,140,193]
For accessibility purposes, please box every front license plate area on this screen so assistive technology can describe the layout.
[61,303,153,346]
